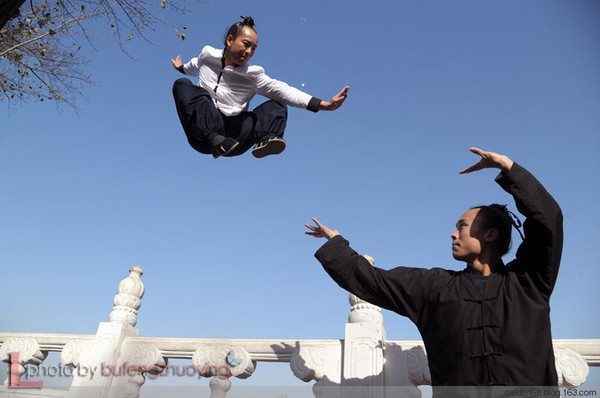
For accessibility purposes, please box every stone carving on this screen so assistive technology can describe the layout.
[0,337,44,364]
[407,346,431,386]
[0,337,46,383]
[555,347,589,387]
[226,346,255,379]
[123,341,167,375]
[192,345,255,380]
[108,266,145,327]
[61,340,93,368]
[104,341,167,396]
[290,345,325,382]
[348,296,383,324]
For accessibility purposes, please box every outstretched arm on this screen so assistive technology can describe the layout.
[461,147,563,297]
[306,217,444,322]
[318,86,350,111]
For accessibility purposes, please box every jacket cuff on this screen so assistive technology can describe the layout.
[177,64,185,74]
[307,97,321,113]
[495,162,522,186]
[315,235,346,258]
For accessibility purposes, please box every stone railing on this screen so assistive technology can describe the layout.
[1,264,598,397]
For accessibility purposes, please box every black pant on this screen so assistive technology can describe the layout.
[172,78,288,157]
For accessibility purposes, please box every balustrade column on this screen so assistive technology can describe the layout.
[341,254,385,398]
[62,266,166,398]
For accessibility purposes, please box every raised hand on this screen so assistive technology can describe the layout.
[459,147,514,174]
[319,86,350,111]
[171,55,183,70]
[305,217,340,240]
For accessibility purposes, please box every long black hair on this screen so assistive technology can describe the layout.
[223,15,256,49]
[472,204,523,256]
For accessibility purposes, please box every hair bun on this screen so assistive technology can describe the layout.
[240,15,255,27]
[488,203,525,241]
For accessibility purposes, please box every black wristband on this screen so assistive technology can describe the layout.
[177,64,184,74]
[307,97,321,113]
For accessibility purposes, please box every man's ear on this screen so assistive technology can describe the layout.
[226,34,234,47]
[485,228,499,243]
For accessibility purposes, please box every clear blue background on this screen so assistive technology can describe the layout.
[1,0,599,392]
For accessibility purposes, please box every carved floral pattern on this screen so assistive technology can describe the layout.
[0,338,46,381]
[192,345,255,379]
[61,340,93,368]
[555,347,589,387]
[290,345,325,382]
[0,338,43,364]
[124,342,167,375]
[407,346,431,386]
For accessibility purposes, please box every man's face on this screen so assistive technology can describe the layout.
[451,208,485,262]
[225,26,258,66]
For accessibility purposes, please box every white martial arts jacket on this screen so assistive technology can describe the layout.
[182,45,321,116]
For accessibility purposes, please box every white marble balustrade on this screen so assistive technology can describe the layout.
[1,264,598,398]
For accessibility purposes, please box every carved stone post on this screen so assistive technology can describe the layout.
[63,266,158,398]
[341,255,385,398]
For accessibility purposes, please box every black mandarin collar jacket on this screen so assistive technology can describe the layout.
[315,163,563,387]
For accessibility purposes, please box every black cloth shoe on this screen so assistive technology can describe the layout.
[251,136,286,158]
[211,137,239,159]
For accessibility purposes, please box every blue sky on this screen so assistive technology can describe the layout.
[1,0,599,392]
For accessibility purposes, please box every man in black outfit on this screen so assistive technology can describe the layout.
[306,147,563,394]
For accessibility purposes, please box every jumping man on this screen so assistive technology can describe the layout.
[172,16,349,159]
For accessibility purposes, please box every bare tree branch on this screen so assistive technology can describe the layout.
[0,0,210,110]
[0,10,101,57]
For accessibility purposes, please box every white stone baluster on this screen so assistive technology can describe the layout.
[342,254,385,398]
[209,376,231,398]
